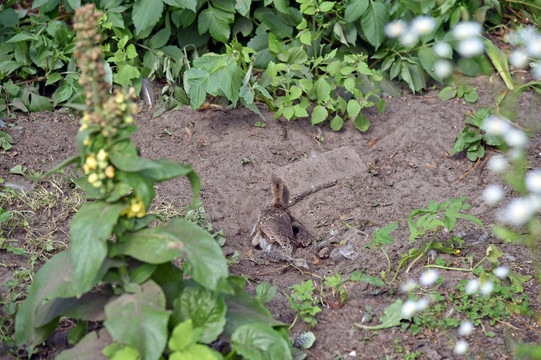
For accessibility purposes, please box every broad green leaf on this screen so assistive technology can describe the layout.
[401,62,426,93]
[7,32,39,43]
[109,140,159,172]
[104,280,170,360]
[168,319,200,351]
[198,5,234,43]
[70,201,125,295]
[353,113,369,132]
[185,68,214,109]
[349,271,385,286]
[372,222,397,246]
[345,0,369,22]
[439,86,456,101]
[15,251,78,346]
[29,93,52,112]
[163,0,197,11]
[112,218,228,290]
[114,64,140,87]
[299,29,311,45]
[311,105,328,125]
[235,0,252,16]
[486,244,503,263]
[315,77,331,101]
[149,27,171,49]
[347,99,361,118]
[231,323,292,360]
[464,90,479,103]
[214,62,243,105]
[173,286,226,343]
[360,1,389,50]
[508,271,532,293]
[356,299,405,329]
[142,159,195,181]
[418,46,440,82]
[56,329,113,360]
[132,0,164,35]
[319,1,335,12]
[484,38,514,91]
[329,115,344,131]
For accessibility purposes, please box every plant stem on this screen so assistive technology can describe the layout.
[425,264,472,272]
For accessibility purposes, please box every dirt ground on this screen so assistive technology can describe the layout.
[1,75,541,359]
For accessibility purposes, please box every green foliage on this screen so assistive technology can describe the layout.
[0,131,14,151]
[13,7,292,359]
[450,108,504,161]
[439,83,479,103]
[356,299,407,330]
[288,280,321,328]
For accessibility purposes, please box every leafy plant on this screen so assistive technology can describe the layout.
[439,83,479,103]
[366,222,397,280]
[288,280,322,328]
[450,108,504,161]
[0,131,14,151]
[323,273,347,309]
[13,6,293,359]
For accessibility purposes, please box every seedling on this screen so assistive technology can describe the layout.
[288,280,322,328]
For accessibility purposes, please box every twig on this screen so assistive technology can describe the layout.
[455,158,481,182]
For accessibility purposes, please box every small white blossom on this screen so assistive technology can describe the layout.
[415,297,430,312]
[526,36,541,58]
[518,27,538,44]
[458,321,474,336]
[457,37,485,57]
[434,60,453,78]
[504,198,535,226]
[402,300,417,318]
[385,20,407,38]
[411,16,436,36]
[465,279,479,295]
[482,115,511,136]
[454,340,469,355]
[526,170,541,194]
[487,154,508,173]
[400,31,419,47]
[494,266,509,279]
[505,128,528,148]
[453,21,482,40]
[509,49,530,69]
[420,269,438,286]
[401,279,418,293]
[483,184,504,205]
[480,281,494,296]
[434,42,453,58]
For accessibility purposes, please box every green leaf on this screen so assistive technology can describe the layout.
[464,90,479,103]
[329,115,344,131]
[132,0,164,35]
[112,218,228,290]
[347,99,361,119]
[360,1,389,50]
[311,105,328,125]
[231,323,292,360]
[372,222,397,246]
[356,299,405,329]
[149,27,171,49]
[104,280,170,360]
[70,201,125,295]
[168,319,201,352]
[439,86,456,101]
[353,113,369,132]
[235,0,252,16]
[256,284,277,304]
[56,329,113,360]
[68,321,88,346]
[29,93,52,112]
[198,5,234,43]
[491,225,523,242]
[508,271,532,293]
[109,140,158,172]
[7,32,39,43]
[345,0,369,22]
[173,285,226,343]
[115,64,140,87]
[15,251,79,346]
[164,0,197,11]
[486,244,503,263]
[315,77,331,101]
[348,271,385,286]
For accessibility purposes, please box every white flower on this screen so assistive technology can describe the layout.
[402,300,417,318]
[504,198,535,226]
[480,281,494,296]
[419,269,438,286]
[434,60,453,78]
[401,279,418,293]
[458,321,474,336]
[483,184,504,205]
[509,49,530,69]
[415,297,430,312]
[385,20,407,38]
[487,154,508,173]
[434,42,453,58]
[465,279,479,295]
[494,266,509,279]
[518,27,537,44]
[526,170,541,194]
[411,16,436,36]
[533,61,541,80]
[400,31,419,47]
[453,22,482,40]
[505,128,528,148]
[530,194,541,211]
[457,37,485,57]
[526,36,541,58]
[454,340,469,355]
[482,115,511,136]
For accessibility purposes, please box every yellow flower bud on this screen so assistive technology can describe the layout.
[131,202,142,214]
[88,173,98,183]
[83,137,90,146]
[105,165,115,178]
[92,180,102,188]
[86,155,98,170]
[97,149,108,161]
[125,116,133,124]
[79,123,88,131]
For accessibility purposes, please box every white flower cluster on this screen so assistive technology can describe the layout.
[400,270,439,318]
[384,16,436,48]
[453,22,485,58]
[506,26,541,79]
[481,116,541,226]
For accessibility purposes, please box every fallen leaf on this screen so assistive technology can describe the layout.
[426,162,436,169]
[368,138,379,146]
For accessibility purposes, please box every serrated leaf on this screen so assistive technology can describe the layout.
[345,0,369,22]
[508,271,532,293]
[198,5,234,43]
[132,0,164,35]
[235,0,252,16]
[70,201,125,295]
[115,64,140,87]
[356,299,405,329]
[112,218,228,290]
[360,1,389,50]
[486,244,503,263]
[104,280,170,360]
[311,105,328,125]
[347,99,361,118]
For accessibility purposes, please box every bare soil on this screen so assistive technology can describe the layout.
[1,75,540,359]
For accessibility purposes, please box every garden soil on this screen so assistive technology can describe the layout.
[1,75,541,359]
